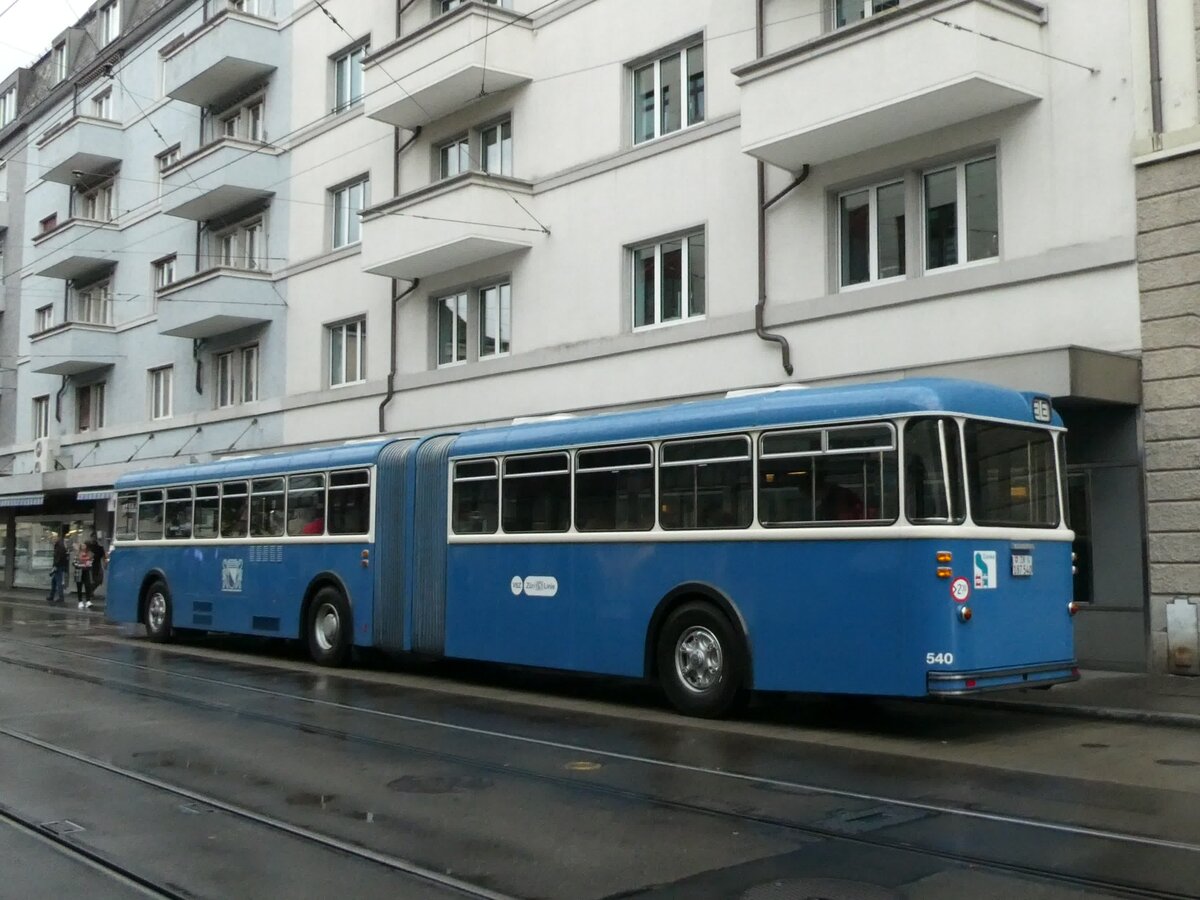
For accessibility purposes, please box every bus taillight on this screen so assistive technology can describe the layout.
[1068,601,1079,616]
[958,606,972,623]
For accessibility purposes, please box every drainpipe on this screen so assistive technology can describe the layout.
[378,278,420,433]
[55,376,69,424]
[1147,0,1164,136]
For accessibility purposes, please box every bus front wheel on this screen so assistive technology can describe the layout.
[657,602,746,718]
[144,580,174,643]
[306,587,352,667]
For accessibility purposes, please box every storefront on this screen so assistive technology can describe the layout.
[0,489,114,592]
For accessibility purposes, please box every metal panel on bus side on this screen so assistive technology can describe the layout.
[411,435,457,655]
[372,439,418,651]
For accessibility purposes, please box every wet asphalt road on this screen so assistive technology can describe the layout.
[1,598,1199,899]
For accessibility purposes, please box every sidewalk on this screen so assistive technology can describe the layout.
[0,587,106,614]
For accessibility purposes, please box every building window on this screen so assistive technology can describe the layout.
[77,382,106,432]
[333,44,367,111]
[35,305,55,333]
[228,0,260,13]
[632,43,704,145]
[631,230,705,329]
[53,42,68,83]
[439,136,470,179]
[79,179,115,222]
[149,366,173,420]
[437,293,468,367]
[241,344,259,403]
[154,255,177,290]
[100,1,121,44]
[40,213,59,234]
[216,351,235,408]
[834,0,899,28]
[92,89,113,120]
[157,144,180,175]
[211,217,265,270]
[924,155,998,270]
[1,88,17,128]
[329,318,365,386]
[440,0,507,12]
[332,177,368,248]
[73,279,113,325]
[481,120,512,176]
[215,96,266,142]
[479,282,511,359]
[33,396,50,439]
[839,180,905,287]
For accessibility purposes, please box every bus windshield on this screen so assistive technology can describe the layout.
[964,421,1059,528]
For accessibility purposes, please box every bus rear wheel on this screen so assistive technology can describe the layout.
[144,580,174,644]
[306,587,352,667]
[657,602,746,718]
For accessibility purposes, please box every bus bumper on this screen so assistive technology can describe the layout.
[926,662,1080,695]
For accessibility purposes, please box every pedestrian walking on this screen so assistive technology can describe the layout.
[74,540,93,609]
[46,531,68,606]
[86,531,106,608]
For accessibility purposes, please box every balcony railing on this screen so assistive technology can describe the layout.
[734,0,1046,168]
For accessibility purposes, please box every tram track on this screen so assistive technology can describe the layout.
[0,633,1196,899]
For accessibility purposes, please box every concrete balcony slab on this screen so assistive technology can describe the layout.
[36,116,124,184]
[162,10,281,108]
[29,323,120,375]
[32,219,120,281]
[161,139,281,221]
[734,0,1047,169]
[156,266,283,339]
[365,3,533,128]
[361,173,542,279]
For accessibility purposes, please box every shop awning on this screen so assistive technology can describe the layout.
[76,489,115,502]
[0,493,44,508]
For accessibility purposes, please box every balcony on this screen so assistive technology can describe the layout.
[364,2,533,128]
[0,195,8,229]
[733,0,1047,169]
[32,218,119,281]
[36,116,123,184]
[361,173,542,279]
[156,266,283,339]
[30,322,120,376]
[162,10,281,108]
[161,138,282,221]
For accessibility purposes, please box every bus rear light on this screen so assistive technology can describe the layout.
[937,567,952,579]
[1068,601,1079,616]
[958,606,972,623]
[362,549,370,568]
[936,551,952,563]
[965,678,977,689]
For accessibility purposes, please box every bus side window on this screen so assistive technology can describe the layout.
[904,418,966,525]
[165,487,194,540]
[453,460,498,534]
[137,490,164,541]
[250,478,286,538]
[287,474,327,536]
[116,492,138,541]
[660,436,752,530]
[194,485,220,539]
[328,469,370,535]
[503,453,570,533]
[574,445,654,532]
[221,482,249,539]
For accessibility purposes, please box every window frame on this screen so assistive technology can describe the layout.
[0,88,15,128]
[631,40,705,146]
[149,365,173,420]
[438,135,471,179]
[215,351,235,408]
[331,176,368,249]
[32,396,50,440]
[34,304,55,333]
[72,277,114,326]
[922,153,999,273]
[91,88,113,121]
[53,42,68,83]
[78,178,115,222]
[436,291,469,368]
[333,42,369,112]
[99,0,120,45]
[630,228,706,331]
[241,344,259,403]
[480,119,513,176]
[832,0,899,29]
[76,381,107,433]
[153,254,177,292]
[658,434,753,531]
[837,179,906,289]
[328,317,366,387]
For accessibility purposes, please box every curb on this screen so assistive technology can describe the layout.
[947,695,1200,730]
[0,594,107,615]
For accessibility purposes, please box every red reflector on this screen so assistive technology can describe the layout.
[965,679,977,689]
[1071,667,1080,677]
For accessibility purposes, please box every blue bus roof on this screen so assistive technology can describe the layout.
[450,378,1060,458]
[116,439,398,490]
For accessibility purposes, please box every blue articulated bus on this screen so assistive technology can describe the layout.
[108,378,1079,717]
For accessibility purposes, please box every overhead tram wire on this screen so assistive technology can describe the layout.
[0,0,26,22]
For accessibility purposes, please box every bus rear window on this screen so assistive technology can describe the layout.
[660,436,752,530]
[138,490,164,541]
[503,453,570,533]
[453,460,498,535]
[328,469,370,535]
[575,445,654,532]
[964,422,1059,528]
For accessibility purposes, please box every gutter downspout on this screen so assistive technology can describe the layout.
[378,278,420,433]
[753,0,799,377]
[1147,0,1164,138]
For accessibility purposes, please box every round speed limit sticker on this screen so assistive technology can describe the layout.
[950,577,971,603]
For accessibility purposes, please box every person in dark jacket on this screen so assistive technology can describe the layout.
[85,532,106,608]
[46,531,68,606]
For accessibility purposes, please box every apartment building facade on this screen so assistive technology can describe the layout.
[0,0,1150,668]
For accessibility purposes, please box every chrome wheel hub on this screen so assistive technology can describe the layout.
[315,602,340,652]
[147,592,167,633]
[675,626,723,693]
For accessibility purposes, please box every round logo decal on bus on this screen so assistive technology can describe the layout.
[511,576,524,596]
[950,577,971,603]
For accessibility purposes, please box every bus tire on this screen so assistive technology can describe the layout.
[657,602,746,718]
[306,586,352,667]
[144,580,174,644]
